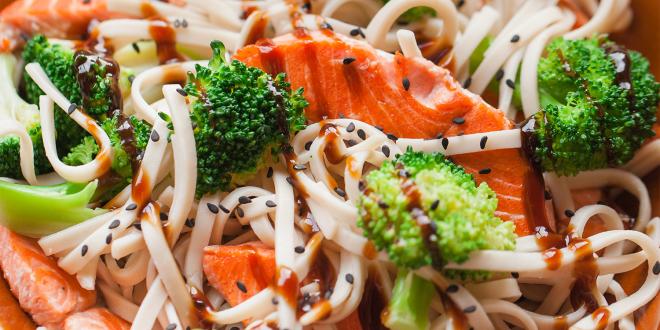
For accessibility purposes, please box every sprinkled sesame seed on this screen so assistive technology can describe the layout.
[302,2,311,12]
[653,261,660,275]
[286,176,294,186]
[150,130,160,142]
[456,0,465,8]
[544,190,553,200]
[207,203,219,214]
[357,129,366,140]
[480,136,488,149]
[387,133,398,141]
[108,219,120,229]
[272,297,279,305]
[176,88,188,96]
[398,169,410,178]
[510,34,520,43]
[320,22,333,30]
[436,133,443,139]
[452,117,465,125]
[463,77,472,89]
[359,181,366,191]
[67,103,77,115]
[343,57,356,65]
[402,77,411,91]
[345,273,354,284]
[294,246,305,254]
[293,164,306,171]
[346,139,357,147]
[463,306,477,313]
[266,200,277,208]
[495,69,505,81]
[236,280,248,293]
[506,79,515,89]
[304,141,312,150]
[160,212,168,220]
[378,200,389,209]
[350,28,365,38]
[430,200,439,211]
[479,168,491,174]
[267,167,273,178]
[334,187,346,197]
[105,233,112,244]
[128,75,135,84]
[236,207,245,217]
[133,222,142,231]
[512,272,520,278]
[346,122,356,132]
[166,324,176,330]
[185,218,195,228]
[219,204,230,214]
[126,203,137,211]
[238,196,252,204]
[564,209,575,217]
[446,284,459,293]
[382,145,391,157]
[81,245,88,256]
[132,42,140,53]
[441,138,449,150]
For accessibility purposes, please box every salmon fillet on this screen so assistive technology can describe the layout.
[234,30,546,235]
[63,308,130,330]
[0,226,96,328]
[0,272,35,330]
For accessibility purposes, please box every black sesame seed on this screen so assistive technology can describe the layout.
[160,212,168,221]
[345,273,354,284]
[544,190,553,200]
[402,77,411,91]
[293,164,306,171]
[343,57,356,65]
[430,200,439,211]
[357,129,366,140]
[463,305,477,313]
[304,141,313,151]
[350,28,365,38]
[150,130,160,142]
[267,167,274,178]
[266,200,277,208]
[564,209,575,217]
[286,176,294,186]
[479,168,491,174]
[446,284,459,293]
[510,34,520,43]
[441,137,449,150]
[238,196,252,204]
[382,145,391,158]
[463,77,472,89]
[294,246,305,254]
[653,261,660,275]
[185,218,195,228]
[387,133,398,141]
[105,233,112,244]
[229,327,239,330]
[81,245,88,256]
[320,22,333,30]
[207,203,219,214]
[108,219,120,229]
[126,203,137,211]
[132,42,140,53]
[166,324,176,330]
[456,0,465,8]
[334,187,346,197]
[128,75,135,84]
[301,2,311,12]
[359,181,366,191]
[511,272,520,279]
[133,222,142,231]
[480,136,488,149]
[378,200,389,209]
[236,280,248,293]
[346,139,358,147]
[67,103,77,115]
[272,297,279,305]
[236,207,245,217]
[452,117,465,125]
[176,88,188,96]
[505,79,515,89]
[218,204,230,214]
[398,169,410,178]
[346,122,356,133]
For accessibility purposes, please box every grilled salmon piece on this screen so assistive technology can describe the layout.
[0,272,35,330]
[234,30,546,235]
[0,226,96,328]
[63,308,130,330]
[203,243,276,307]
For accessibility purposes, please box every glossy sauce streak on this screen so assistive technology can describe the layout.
[131,168,151,209]
[245,16,268,45]
[319,123,345,164]
[440,292,468,330]
[275,266,299,307]
[190,286,214,329]
[602,44,636,112]
[360,272,388,330]
[162,66,188,86]
[568,234,599,312]
[541,247,562,271]
[591,307,610,330]
[140,3,184,64]
[553,315,568,330]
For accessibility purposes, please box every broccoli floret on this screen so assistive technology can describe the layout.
[381,0,435,23]
[383,269,436,330]
[184,41,307,196]
[0,53,51,179]
[358,149,516,270]
[0,180,106,237]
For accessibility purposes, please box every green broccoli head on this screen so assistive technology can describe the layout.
[184,41,308,196]
[0,53,51,178]
[532,36,659,175]
[357,149,516,271]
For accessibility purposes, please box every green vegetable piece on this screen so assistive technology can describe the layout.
[384,270,436,330]
[381,0,435,23]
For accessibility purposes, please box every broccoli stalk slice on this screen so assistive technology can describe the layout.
[0,180,106,237]
[384,270,436,330]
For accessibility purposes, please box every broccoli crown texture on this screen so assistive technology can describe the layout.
[357,149,516,272]
[532,36,659,175]
[184,41,307,196]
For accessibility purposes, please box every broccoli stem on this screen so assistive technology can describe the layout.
[0,180,106,237]
[384,269,436,330]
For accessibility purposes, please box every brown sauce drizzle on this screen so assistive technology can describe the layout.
[140,3,185,64]
[553,315,568,330]
[245,15,269,46]
[525,164,553,231]
[601,44,636,113]
[591,307,610,330]
[275,266,299,307]
[359,270,388,330]
[319,123,345,165]
[541,247,563,271]
[568,234,599,312]
[518,112,552,171]
[440,292,469,330]
[131,168,151,209]
[190,286,214,329]
[162,66,188,86]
